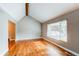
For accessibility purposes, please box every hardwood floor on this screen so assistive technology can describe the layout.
[6,39,73,56]
[8,39,15,50]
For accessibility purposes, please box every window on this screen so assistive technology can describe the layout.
[47,20,67,42]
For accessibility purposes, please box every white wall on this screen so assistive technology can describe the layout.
[16,16,41,40]
[0,8,14,55]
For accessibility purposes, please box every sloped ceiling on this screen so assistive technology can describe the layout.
[0,3,25,21]
[0,3,79,23]
[29,3,79,23]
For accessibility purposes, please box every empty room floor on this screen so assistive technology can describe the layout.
[6,39,73,56]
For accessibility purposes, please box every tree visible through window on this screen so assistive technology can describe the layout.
[47,20,67,42]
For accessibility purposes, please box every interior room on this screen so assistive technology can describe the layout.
[0,3,79,56]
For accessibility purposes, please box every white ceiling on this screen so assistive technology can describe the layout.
[0,3,79,23]
[0,3,25,21]
[29,3,79,23]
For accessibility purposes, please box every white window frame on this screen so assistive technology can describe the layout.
[47,19,67,42]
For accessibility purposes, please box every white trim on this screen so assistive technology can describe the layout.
[0,49,8,56]
[8,19,16,23]
[42,37,79,56]
[16,37,42,41]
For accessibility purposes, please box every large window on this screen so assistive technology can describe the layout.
[47,20,67,42]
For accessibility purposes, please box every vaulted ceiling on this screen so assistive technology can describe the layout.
[0,3,79,23]
[0,3,25,21]
[29,3,79,23]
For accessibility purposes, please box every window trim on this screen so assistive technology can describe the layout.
[47,19,68,42]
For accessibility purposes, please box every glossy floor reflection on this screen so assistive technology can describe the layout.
[7,39,72,56]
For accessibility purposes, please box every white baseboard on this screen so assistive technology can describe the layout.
[16,37,42,41]
[42,37,79,56]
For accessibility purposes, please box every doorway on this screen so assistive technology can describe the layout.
[8,20,16,50]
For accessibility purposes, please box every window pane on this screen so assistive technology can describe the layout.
[60,20,67,42]
[47,20,67,42]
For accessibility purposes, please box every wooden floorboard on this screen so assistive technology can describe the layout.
[6,39,73,56]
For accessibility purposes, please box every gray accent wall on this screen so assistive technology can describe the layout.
[42,9,79,53]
